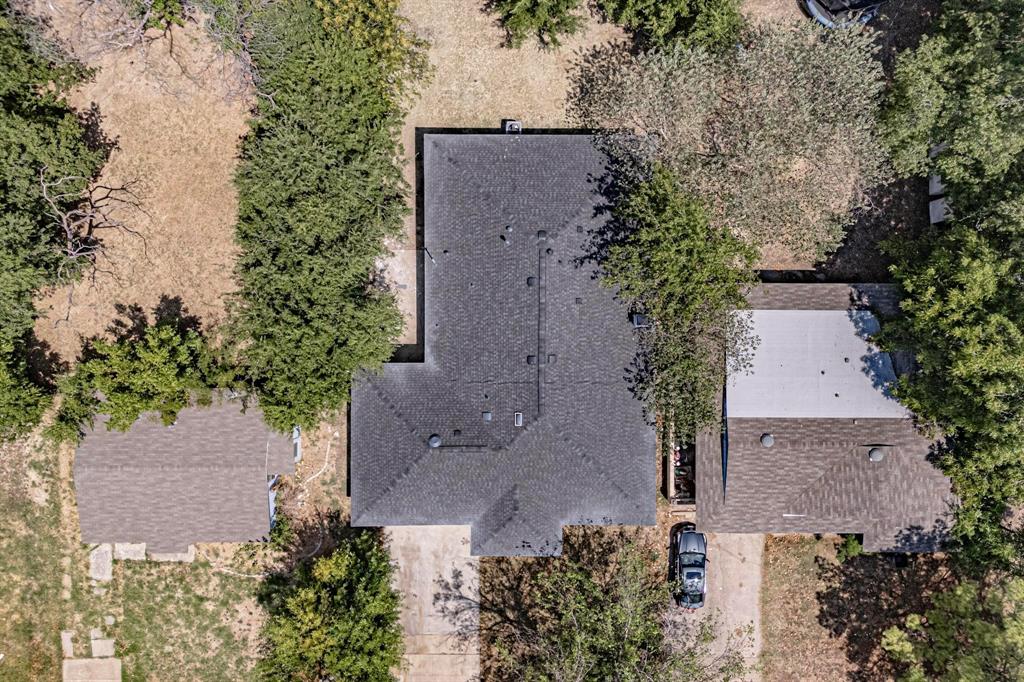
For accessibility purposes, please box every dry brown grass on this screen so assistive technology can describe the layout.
[26,0,251,363]
[761,534,955,682]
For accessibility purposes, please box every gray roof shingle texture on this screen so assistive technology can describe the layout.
[697,284,954,551]
[350,134,656,556]
[74,400,294,553]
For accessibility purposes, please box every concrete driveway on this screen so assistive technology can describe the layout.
[689,533,765,680]
[388,526,480,682]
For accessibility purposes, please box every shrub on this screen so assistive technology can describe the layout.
[135,0,188,30]
[485,0,586,48]
[231,0,427,431]
[258,531,403,680]
[598,0,745,50]
[836,534,864,563]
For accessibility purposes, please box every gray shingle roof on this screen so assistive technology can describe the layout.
[74,398,294,553]
[697,284,954,551]
[350,133,656,556]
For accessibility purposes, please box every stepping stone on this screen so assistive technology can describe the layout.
[62,657,121,681]
[89,545,113,582]
[89,628,103,640]
[61,630,74,658]
[113,543,146,561]
[91,639,116,658]
[104,615,115,626]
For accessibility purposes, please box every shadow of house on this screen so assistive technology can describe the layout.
[697,283,955,553]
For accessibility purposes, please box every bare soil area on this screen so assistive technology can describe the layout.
[26,0,251,363]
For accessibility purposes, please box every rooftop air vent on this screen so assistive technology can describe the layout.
[504,119,523,134]
[428,434,442,448]
[630,312,652,329]
[868,447,885,463]
[482,411,492,422]
[514,412,524,427]
[760,433,774,448]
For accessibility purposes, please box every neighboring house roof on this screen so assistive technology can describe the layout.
[697,283,954,552]
[74,398,294,553]
[349,133,656,556]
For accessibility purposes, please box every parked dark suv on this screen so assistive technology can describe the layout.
[804,0,885,27]
[670,523,707,609]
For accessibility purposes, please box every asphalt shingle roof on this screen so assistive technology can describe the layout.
[697,284,954,551]
[350,133,656,556]
[74,398,295,553]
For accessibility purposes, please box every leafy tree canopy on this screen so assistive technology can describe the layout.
[882,0,1024,192]
[0,1,106,439]
[258,531,403,681]
[598,0,745,50]
[600,164,755,440]
[487,534,749,681]
[49,310,222,443]
[231,0,426,431]
[882,577,1024,681]
[570,24,888,260]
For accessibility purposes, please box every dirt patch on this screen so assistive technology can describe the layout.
[742,0,804,26]
[26,0,251,363]
[761,534,955,682]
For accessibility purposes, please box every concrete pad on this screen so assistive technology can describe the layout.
[61,630,75,658]
[388,526,479,682]
[695,533,764,680]
[88,544,112,582]
[63,658,121,681]
[113,543,146,561]
[90,639,115,658]
[148,545,196,562]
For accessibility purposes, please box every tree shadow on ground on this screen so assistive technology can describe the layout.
[817,177,930,282]
[23,333,68,391]
[104,295,202,343]
[815,541,955,681]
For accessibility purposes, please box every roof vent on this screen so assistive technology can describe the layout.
[868,447,885,463]
[514,412,524,427]
[427,434,442,448]
[482,411,492,422]
[630,312,652,329]
[503,119,523,134]
[760,433,774,448]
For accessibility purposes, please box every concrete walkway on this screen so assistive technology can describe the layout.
[388,526,480,682]
[700,533,764,680]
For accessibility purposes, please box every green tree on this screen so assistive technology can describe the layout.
[485,0,585,48]
[231,0,426,431]
[598,0,744,50]
[258,531,403,681]
[600,164,755,441]
[50,316,220,442]
[882,0,1024,192]
[570,24,888,260]
[489,536,748,680]
[882,577,1024,681]
[0,2,107,439]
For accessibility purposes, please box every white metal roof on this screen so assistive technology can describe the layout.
[727,309,910,419]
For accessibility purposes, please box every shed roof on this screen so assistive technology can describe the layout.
[74,398,294,553]
[349,133,656,556]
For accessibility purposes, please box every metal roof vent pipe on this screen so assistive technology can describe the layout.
[428,434,442,448]
[503,119,523,134]
[760,433,774,448]
[868,447,885,463]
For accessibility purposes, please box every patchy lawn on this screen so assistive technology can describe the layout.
[761,534,955,682]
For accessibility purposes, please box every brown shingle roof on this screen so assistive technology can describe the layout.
[696,284,954,552]
[74,398,294,553]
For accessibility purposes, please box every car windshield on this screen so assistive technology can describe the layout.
[677,551,704,567]
[685,571,702,581]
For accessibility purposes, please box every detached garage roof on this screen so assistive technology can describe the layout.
[74,398,294,553]
[698,284,954,552]
[349,133,655,556]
